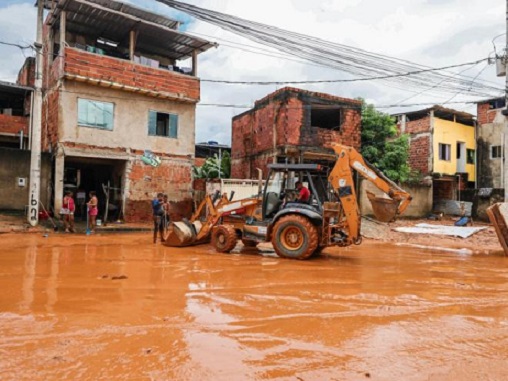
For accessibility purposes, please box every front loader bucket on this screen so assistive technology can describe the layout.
[367,191,399,223]
[163,220,209,247]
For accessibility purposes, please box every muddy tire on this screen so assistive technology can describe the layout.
[212,225,238,253]
[271,215,319,260]
[241,239,258,247]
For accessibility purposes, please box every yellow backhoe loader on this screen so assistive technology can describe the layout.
[165,143,412,259]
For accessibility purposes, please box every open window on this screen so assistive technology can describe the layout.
[491,145,503,159]
[310,104,342,130]
[438,143,451,161]
[148,111,178,138]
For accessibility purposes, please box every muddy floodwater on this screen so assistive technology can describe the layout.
[1,233,507,380]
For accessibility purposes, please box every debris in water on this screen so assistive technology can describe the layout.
[111,275,128,280]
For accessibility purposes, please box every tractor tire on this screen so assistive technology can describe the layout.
[241,239,258,247]
[271,215,319,260]
[212,225,238,253]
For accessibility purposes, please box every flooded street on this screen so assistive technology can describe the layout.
[1,233,508,380]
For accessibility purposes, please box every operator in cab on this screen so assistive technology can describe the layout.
[295,181,310,203]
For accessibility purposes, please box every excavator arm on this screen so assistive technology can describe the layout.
[327,143,412,242]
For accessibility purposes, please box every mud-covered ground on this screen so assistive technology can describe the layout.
[1,230,507,380]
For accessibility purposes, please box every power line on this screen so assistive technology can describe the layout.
[156,0,503,98]
[0,41,33,50]
[201,58,490,85]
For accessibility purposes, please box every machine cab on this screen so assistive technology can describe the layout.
[261,164,331,220]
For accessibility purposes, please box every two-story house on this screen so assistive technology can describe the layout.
[395,106,476,201]
[231,87,362,178]
[41,0,215,222]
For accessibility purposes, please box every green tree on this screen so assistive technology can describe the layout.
[193,151,231,179]
[360,100,412,183]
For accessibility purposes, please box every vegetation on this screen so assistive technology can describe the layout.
[360,100,416,183]
[193,151,231,179]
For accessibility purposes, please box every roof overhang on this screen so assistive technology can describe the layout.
[0,81,33,95]
[42,0,216,60]
[393,105,475,126]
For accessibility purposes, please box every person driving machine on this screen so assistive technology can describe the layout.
[295,181,310,203]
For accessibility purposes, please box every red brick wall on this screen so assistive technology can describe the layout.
[404,116,431,134]
[477,102,497,125]
[17,57,35,87]
[399,116,432,175]
[41,89,59,151]
[64,48,200,101]
[125,159,193,222]
[0,114,29,135]
[232,90,361,178]
[408,135,430,174]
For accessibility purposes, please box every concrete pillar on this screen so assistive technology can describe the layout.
[504,124,508,201]
[129,30,137,61]
[54,148,65,214]
[191,49,198,76]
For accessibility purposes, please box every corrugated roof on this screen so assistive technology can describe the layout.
[44,0,216,60]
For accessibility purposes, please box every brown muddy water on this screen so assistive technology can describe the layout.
[0,232,507,381]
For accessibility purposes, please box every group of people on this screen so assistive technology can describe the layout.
[152,193,171,243]
[60,191,98,233]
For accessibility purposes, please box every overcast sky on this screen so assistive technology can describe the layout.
[0,0,505,145]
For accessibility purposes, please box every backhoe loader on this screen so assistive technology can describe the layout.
[164,143,412,259]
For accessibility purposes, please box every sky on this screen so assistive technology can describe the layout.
[0,0,506,145]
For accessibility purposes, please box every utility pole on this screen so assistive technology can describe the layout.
[28,0,44,226]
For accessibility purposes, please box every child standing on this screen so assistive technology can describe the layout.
[87,191,99,233]
[63,191,76,233]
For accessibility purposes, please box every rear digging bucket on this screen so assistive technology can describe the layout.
[367,191,399,223]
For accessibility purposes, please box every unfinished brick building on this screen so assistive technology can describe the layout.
[40,0,214,222]
[231,87,362,178]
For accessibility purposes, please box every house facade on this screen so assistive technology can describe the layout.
[41,0,214,222]
[396,106,476,201]
[0,58,53,211]
[476,97,506,189]
[231,87,362,178]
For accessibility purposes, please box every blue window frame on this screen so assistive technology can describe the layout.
[148,111,178,138]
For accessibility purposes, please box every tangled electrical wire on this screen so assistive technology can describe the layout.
[156,0,503,99]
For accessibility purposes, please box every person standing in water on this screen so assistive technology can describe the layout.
[62,191,76,233]
[87,191,99,233]
[152,192,165,243]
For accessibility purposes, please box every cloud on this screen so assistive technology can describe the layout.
[0,3,36,81]
[0,0,505,144]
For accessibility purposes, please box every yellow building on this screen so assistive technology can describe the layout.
[433,116,476,182]
[396,106,476,200]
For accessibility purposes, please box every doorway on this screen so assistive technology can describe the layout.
[64,157,126,222]
[456,142,466,173]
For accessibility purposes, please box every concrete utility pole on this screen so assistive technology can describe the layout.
[504,0,508,201]
[28,0,44,226]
